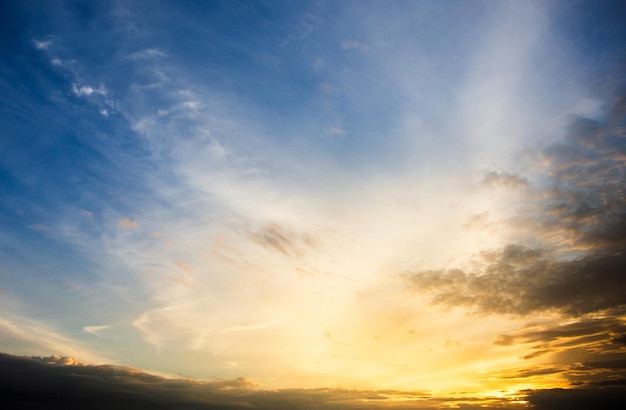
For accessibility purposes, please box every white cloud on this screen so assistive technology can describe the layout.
[325,124,345,137]
[83,325,110,336]
[180,101,202,111]
[33,39,52,49]
[72,83,107,97]
[28,223,48,231]
[341,40,369,52]
[128,48,165,60]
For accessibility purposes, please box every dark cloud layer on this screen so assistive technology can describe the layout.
[0,353,532,410]
[2,352,626,409]
[524,388,626,410]
[407,86,626,318]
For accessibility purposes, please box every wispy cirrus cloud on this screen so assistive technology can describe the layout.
[128,48,165,61]
[117,219,139,229]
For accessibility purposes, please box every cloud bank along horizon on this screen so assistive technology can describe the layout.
[1,0,625,399]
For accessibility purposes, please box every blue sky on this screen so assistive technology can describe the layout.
[1,0,626,404]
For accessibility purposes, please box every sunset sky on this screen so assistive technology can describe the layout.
[1,0,626,408]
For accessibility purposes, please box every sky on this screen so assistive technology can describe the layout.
[1,0,626,408]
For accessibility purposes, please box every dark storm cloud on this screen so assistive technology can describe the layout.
[525,388,626,410]
[0,353,525,410]
[406,85,626,317]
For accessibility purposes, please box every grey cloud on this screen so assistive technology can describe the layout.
[490,355,626,391]
[492,354,626,388]
[0,353,526,410]
[493,318,626,346]
[407,245,626,316]
[534,114,626,252]
[525,388,626,410]
[463,212,491,229]
[579,359,626,371]
[407,86,626,317]
[406,88,626,397]
[244,223,317,258]
[0,353,248,410]
[613,334,626,345]
[500,365,569,380]
[481,171,529,190]
[249,223,295,255]
[489,318,626,387]
[610,87,626,124]
[521,350,552,360]
[4,352,625,410]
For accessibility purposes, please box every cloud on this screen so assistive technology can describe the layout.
[243,223,316,257]
[0,352,256,410]
[481,171,529,190]
[401,83,626,395]
[0,316,111,365]
[128,48,165,60]
[525,388,626,410]
[489,316,626,384]
[117,219,138,229]
[32,38,52,49]
[341,40,370,52]
[407,244,626,316]
[493,317,626,347]
[325,124,346,137]
[72,83,107,97]
[4,350,624,409]
[83,325,110,336]
[27,223,48,231]
[0,352,531,410]
[406,86,626,317]
[4,0,626,396]
[39,355,83,366]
